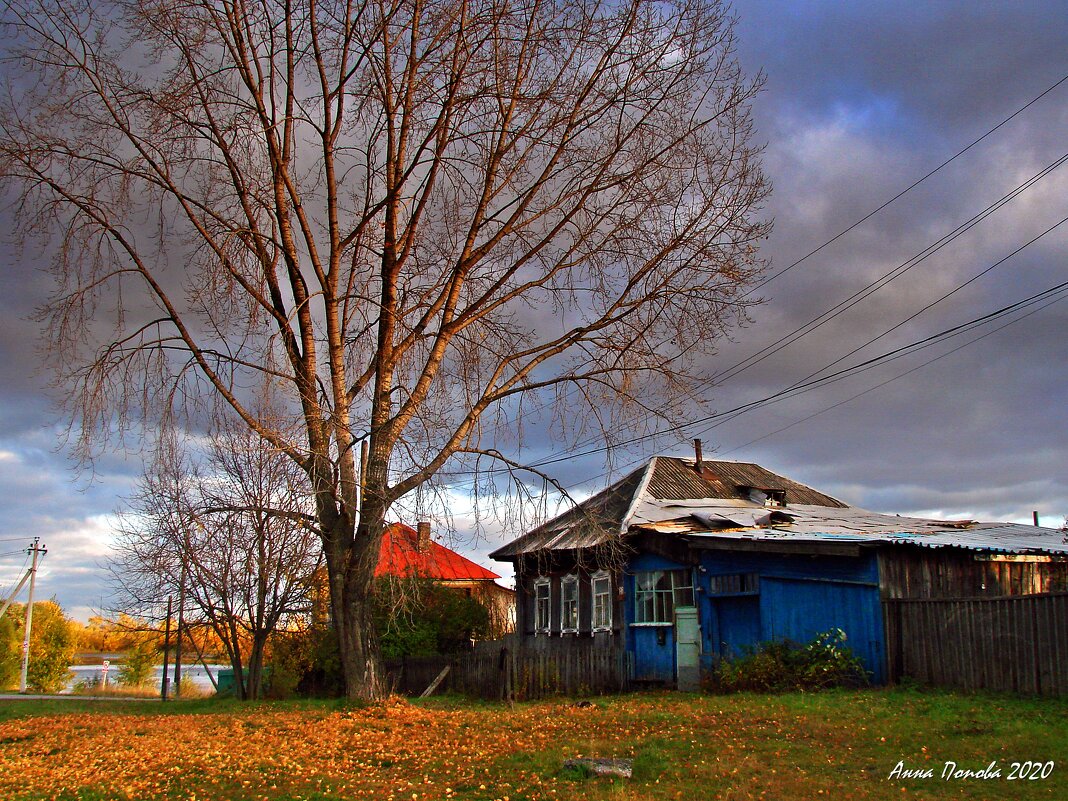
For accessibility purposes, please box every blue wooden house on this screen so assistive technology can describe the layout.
[489,452,1068,688]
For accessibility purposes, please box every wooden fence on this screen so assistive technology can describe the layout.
[386,638,634,701]
[883,592,1068,696]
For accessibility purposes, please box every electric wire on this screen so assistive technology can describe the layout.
[559,277,1068,488]
[441,148,1068,482]
[781,210,1068,393]
[718,284,1068,457]
[0,551,32,600]
[441,204,1068,484]
[738,71,1068,300]
[707,151,1068,389]
[452,272,1068,484]
[432,73,1068,465]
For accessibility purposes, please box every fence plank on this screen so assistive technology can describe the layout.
[883,592,1067,697]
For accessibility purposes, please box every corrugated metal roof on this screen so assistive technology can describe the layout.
[488,465,648,559]
[489,457,848,559]
[684,505,1068,555]
[644,457,847,506]
[378,523,501,580]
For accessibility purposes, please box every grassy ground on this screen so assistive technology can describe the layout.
[0,688,1063,800]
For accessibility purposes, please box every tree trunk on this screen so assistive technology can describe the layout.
[335,586,386,701]
[326,511,389,701]
[247,634,267,700]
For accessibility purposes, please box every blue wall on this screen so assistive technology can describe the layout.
[625,553,689,683]
[623,547,887,685]
[699,549,885,683]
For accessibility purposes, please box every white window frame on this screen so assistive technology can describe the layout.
[591,570,612,632]
[633,569,694,625]
[533,577,551,634]
[560,574,579,633]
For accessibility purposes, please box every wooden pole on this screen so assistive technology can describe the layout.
[161,596,173,701]
[18,538,44,694]
[174,564,186,697]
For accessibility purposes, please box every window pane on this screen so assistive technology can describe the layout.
[637,571,660,592]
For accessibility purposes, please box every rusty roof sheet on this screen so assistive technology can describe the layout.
[646,457,847,506]
[488,464,647,559]
[490,456,848,559]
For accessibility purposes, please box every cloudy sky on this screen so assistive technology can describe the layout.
[2,0,1067,618]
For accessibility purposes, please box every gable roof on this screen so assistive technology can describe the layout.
[489,456,846,559]
[489,456,1068,560]
[377,523,501,581]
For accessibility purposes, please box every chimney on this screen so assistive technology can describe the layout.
[1033,511,1040,527]
[694,438,704,474]
[417,521,432,553]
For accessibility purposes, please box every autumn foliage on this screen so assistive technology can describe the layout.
[1,691,1065,801]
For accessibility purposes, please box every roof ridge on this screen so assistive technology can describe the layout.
[619,455,658,534]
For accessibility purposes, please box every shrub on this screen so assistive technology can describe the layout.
[118,638,158,687]
[373,579,491,660]
[267,625,344,699]
[706,629,868,693]
[0,614,20,690]
[1,601,78,692]
[25,601,77,693]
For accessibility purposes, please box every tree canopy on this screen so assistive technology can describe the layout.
[0,0,770,698]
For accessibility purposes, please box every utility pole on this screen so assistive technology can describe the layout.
[173,563,186,697]
[161,596,173,701]
[19,538,46,694]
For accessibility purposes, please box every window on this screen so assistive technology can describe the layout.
[708,572,760,596]
[534,578,551,633]
[560,575,579,632]
[634,569,694,624]
[745,486,786,507]
[592,571,612,631]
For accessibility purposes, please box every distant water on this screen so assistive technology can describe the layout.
[64,663,226,694]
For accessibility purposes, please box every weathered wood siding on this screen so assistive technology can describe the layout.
[883,592,1068,696]
[387,637,633,701]
[879,549,1068,599]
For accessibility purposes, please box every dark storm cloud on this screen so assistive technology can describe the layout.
[2,1,1068,611]
[492,0,1068,542]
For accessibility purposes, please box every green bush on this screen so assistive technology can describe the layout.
[118,638,158,687]
[26,601,77,692]
[267,625,344,699]
[0,614,20,689]
[706,629,868,693]
[266,579,493,698]
[373,579,491,660]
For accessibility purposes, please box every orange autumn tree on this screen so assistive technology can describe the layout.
[1,0,770,699]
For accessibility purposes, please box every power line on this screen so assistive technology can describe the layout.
[442,205,1068,484]
[739,71,1068,299]
[708,151,1068,389]
[459,273,1068,479]
[783,209,1068,392]
[718,283,1068,457]
[447,147,1068,481]
[436,72,1068,468]
[549,276,1068,491]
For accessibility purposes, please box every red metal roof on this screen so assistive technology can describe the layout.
[375,523,500,581]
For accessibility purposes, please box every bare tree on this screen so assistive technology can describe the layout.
[1,0,770,698]
[113,423,322,700]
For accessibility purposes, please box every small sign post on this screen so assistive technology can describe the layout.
[101,659,110,688]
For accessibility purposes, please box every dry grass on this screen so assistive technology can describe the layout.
[0,688,1063,800]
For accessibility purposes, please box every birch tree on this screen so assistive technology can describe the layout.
[0,0,770,698]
